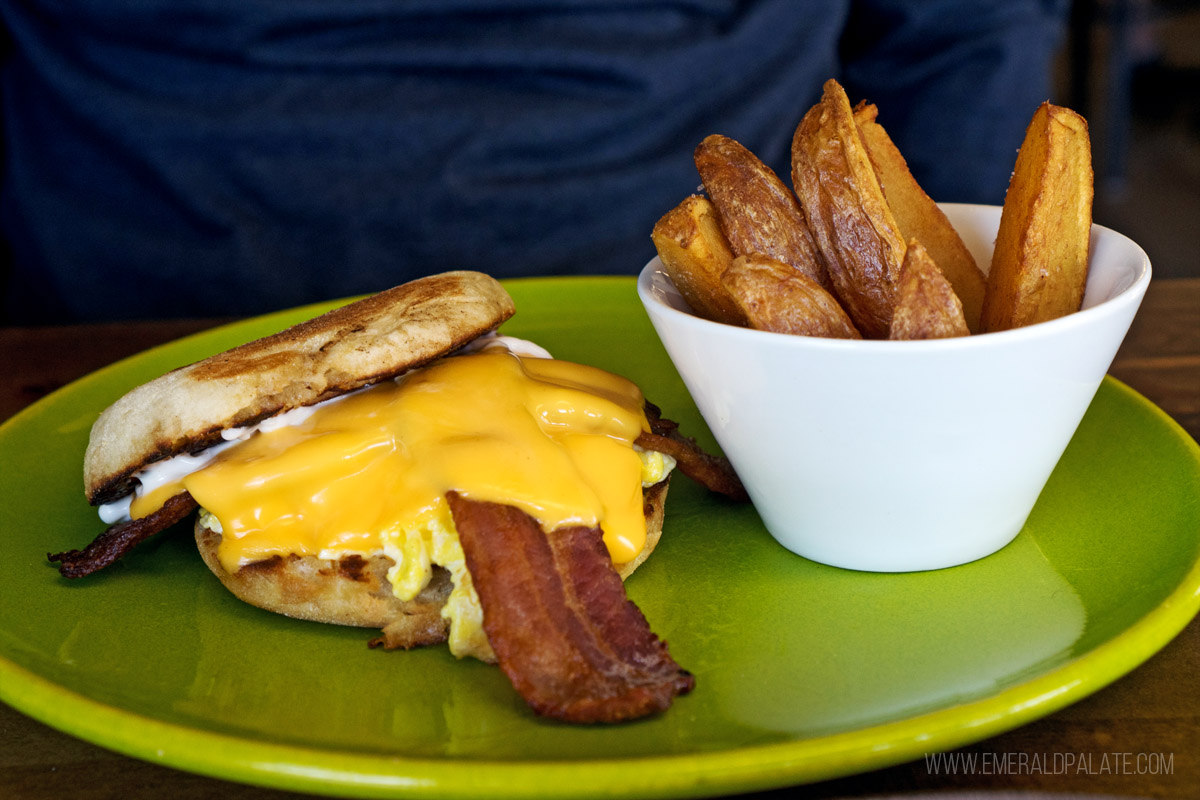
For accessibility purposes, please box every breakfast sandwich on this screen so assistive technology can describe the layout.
[50,271,744,722]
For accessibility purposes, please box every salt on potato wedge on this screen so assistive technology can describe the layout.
[791,79,906,339]
[722,253,861,339]
[853,102,987,333]
[694,134,832,292]
[889,238,970,340]
[650,195,747,326]
[981,102,1094,333]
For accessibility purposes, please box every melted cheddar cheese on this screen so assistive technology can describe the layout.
[133,351,672,660]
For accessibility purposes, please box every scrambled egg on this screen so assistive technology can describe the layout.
[199,448,676,663]
[381,503,495,662]
[382,447,676,662]
[636,446,676,487]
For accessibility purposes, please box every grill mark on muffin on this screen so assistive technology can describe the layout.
[337,555,369,582]
[241,555,287,573]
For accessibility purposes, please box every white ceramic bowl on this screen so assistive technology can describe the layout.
[638,203,1151,572]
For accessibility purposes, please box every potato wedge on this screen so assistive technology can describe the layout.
[650,195,747,326]
[694,134,831,291]
[853,102,987,333]
[722,254,861,339]
[791,79,905,339]
[889,238,970,340]
[981,102,1094,332]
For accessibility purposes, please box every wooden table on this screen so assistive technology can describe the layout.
[2,279,1197,800]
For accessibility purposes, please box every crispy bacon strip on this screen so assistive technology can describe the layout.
[638,405,747,501]
[636,429,747,501]
[447,492,693,723]
[49,492,198,578]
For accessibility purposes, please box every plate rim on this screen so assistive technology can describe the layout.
[2,277,1198,799]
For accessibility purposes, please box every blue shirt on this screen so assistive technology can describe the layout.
[0,0,1067,322]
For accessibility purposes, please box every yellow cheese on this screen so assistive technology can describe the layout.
[140,351,663,659]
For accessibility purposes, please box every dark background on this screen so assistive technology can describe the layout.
[1069,0,1200,281]
[0,0,1196,322]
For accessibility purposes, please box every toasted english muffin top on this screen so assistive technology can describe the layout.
[84,271,515,505]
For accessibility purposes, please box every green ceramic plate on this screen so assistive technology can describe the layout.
[2,277,1198,799]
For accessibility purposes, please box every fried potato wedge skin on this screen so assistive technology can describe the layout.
[791,79,905,339]
[854,103,987,333]
[889,238,970,340]
[694,134,831,292]
[722,254,861,339]
[651,195,747,326]
[981,102,1094,333]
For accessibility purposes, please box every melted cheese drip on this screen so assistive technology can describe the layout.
[181,350,651,563]
[140,351,659,659]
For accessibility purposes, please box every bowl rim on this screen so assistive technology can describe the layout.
[637,203,1152,353]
